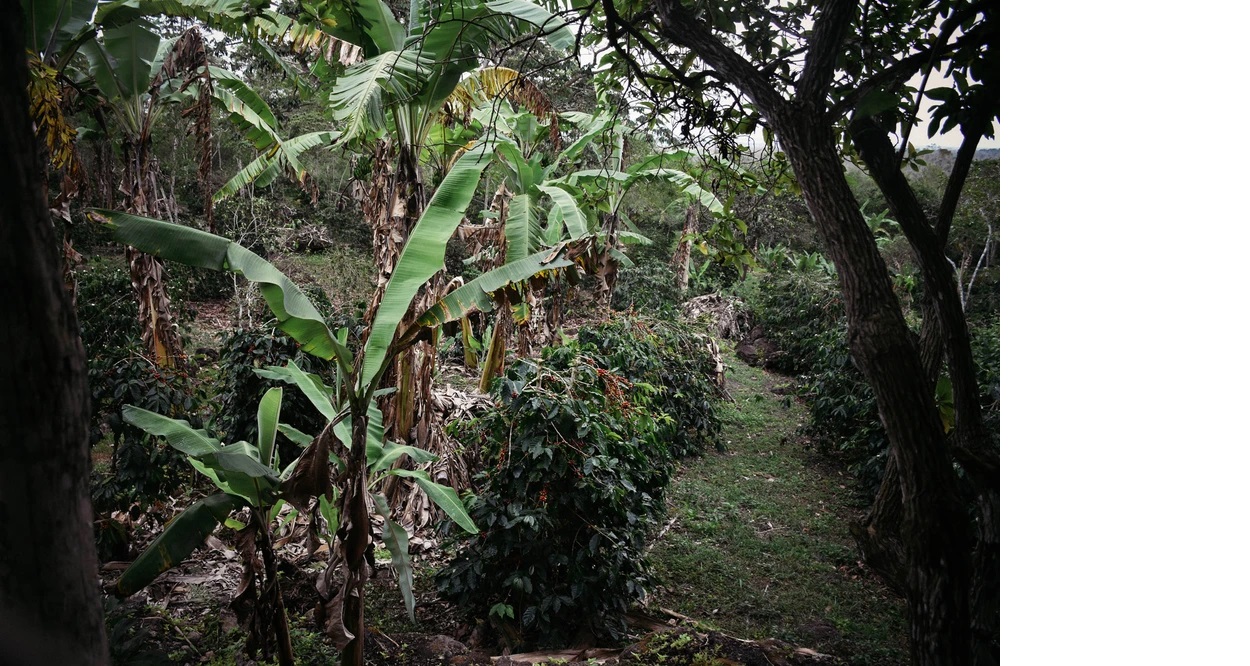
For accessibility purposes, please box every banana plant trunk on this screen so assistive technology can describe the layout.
[361,143,427,447]
[672,204,698,295]
[595,211,621,303]
[122,138,186,370]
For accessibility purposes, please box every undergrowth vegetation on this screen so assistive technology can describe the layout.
[16,0,998,661]
[437,346,675,646]
[577,314,724,458]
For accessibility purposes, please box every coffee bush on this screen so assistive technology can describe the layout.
[436,347,673,646]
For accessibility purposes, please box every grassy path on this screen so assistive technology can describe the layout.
[646,353,908,665]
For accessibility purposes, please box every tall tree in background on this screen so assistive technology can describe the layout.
[591,0,999,663]
[0,1,107,662]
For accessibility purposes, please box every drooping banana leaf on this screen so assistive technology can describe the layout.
[209,65,281,151]
[537,183,588,239]
[95,211,350,366]
[371,442,437,474]
[114,493,247,597]
[374,493,417,622]
[214,130,340,201]
[415,245,575,328]
[386,468,477,534]
[121,405,218,458]
[628,167,725,215]
[122,406,280,500]
[359,141,495,388]
[484,0,575,50]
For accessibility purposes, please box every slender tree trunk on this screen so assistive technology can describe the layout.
[773,111,973,665]
[0,11,107,661]
[672,203,698,295]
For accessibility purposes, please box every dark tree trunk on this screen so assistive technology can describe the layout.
[772,110,973,665]
[0,8,108,663]
[850,117,1000,666]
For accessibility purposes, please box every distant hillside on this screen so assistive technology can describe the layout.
[922,147,999,172]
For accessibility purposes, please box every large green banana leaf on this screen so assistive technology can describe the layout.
[80,18,161,102]
[23,0,96,58]
[115,493,246,597]
[484,0,574,50]
[121,406,280,495]
[359,141,495,388]
[537,183,589,239]
[415,245,575,328]
[386,469,477,534]
[257,387,282,469]
[209,65,282,151]
[504,193,534,263]
[95,212,351,366]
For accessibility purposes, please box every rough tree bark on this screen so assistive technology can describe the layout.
[850,106,1000,666]
[772,112,974,664]
[0,7,108,662]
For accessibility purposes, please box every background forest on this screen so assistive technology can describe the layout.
[4,1,998,665]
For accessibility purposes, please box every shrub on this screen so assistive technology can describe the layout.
[800,328,889,494]
[611,255,682,315]
[436,347,673,646]
[78,259,203,513]
[76,258,141,372]
[802,318,1001,497]
[89,357,201,513]
[214,326,332,465]
[738,268,842,373]
[576,314,723,457]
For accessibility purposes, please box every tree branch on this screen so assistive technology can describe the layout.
[649,0,788,117]
[936,88,997,245]
[796,0,856,105]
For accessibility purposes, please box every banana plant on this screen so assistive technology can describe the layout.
[115,388,299,665]
[91,139,583,666]
[548,110,729,299]
[208,65,341,201]
[319,0,573,453]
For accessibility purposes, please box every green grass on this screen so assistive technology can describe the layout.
[647,355,908,665]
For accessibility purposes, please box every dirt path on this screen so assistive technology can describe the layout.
[644,353,908,665]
